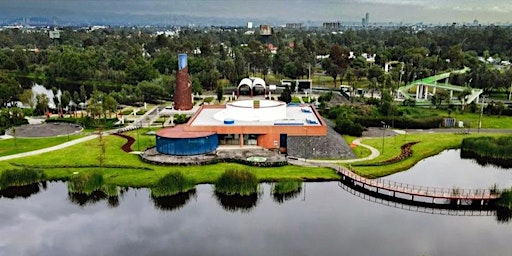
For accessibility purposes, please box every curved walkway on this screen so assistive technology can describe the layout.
[0,135,99,162]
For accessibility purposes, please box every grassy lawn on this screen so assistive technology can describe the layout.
[346,132,507,179]
[343,135,372,158]
[425,108,512,129]
[0,135,83,157]
[0,132,339,188]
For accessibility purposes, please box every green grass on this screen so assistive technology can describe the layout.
[461,136,512,158]
[346,132,506,178]
[151,172,195,197]
[343,135,371,158]
[214,169,259,196]
[420,108,512,129]
[0,168,46,188]
[68,170,105,194]
[0,135,83,157]
[272,179,302,195]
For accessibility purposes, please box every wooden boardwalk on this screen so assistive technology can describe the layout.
[333,165,500,204]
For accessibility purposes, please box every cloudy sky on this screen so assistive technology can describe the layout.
[1,0,511,25]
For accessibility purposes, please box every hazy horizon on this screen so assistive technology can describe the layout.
[1,0,511,25]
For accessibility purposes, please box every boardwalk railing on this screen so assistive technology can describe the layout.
[336,166,500,201]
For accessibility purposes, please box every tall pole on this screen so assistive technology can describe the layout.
[381,121,386,155]
[478,96,485,133]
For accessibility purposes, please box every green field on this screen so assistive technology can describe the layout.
[0,135,83,157]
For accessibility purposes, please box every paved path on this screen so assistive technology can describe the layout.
[0,134,99,162]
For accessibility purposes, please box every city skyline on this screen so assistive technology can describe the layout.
[1,0,511,26]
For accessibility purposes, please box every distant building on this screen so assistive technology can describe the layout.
[49,29,60,39]
[286,23,303,29]
[362,12,370,26]
[247,22,253,29]
[473,19,479,26]
[323,22,341,29]
[259,24,272,36]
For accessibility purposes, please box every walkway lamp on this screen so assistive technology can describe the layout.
[381,121,386,155]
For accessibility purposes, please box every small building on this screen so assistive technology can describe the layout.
[156,99,327,155]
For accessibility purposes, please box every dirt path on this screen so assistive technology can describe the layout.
[113,133,135,153]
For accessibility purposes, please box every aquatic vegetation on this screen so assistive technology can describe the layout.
[0,168,46,188]
[214,169,259,196]
[151,172,195,197]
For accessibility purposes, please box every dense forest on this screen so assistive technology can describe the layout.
[1,25,512,133]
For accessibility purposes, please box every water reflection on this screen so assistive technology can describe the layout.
[461,150,512,169]
[0,181,47,199]
[272,187,302,204]
[214,192,259,212]
[68,191,119,208]
[496,207,512,223]
[151,189,197,212]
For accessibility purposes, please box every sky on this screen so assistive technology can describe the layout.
[1,0,511,25]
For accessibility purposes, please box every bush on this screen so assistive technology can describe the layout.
[335,116,364,136]
[151,172,195,197]
[215,169,259,196]
[173,114,190,124]
[272,179,302,195]
[0,168,46,188]
[68,171,104,195]
[461,136,512,160]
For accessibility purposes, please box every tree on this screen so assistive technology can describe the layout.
[216,85,224,103]
[61,90,72,113]
[19,89,35,109]
[34,94,49,116]
[279,85,292,104]
[329,44,351,85]
[103,94,118,118]
[137,80,168,103]
[0,75,21,107]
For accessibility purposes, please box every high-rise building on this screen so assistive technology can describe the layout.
[365,12,370,24]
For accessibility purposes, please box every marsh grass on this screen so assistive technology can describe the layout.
[0,168,46,188]
[461,136,512,159]
[68,171,106,195]
[151,172,195,197]
[272,179,303,195]
[215,169,259,196]
[272,179,303,203]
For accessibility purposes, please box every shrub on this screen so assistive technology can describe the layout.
[68,171,105,195]
[0,168,46,188]
[173,114,190,124]
[151,172,195,197]
[272,179,302,195]
[215,169,258,196]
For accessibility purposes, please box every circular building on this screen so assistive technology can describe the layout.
[213,99,286,122]
[156,125,218,156]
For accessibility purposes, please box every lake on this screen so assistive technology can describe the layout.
[1,150,512,256]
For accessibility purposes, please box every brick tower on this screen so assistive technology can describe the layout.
[174,53,193,110]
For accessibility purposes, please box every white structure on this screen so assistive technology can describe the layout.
[237,77,266,97]
[213,100,286,122]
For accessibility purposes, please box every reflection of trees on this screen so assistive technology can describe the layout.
[496,207,512,223]
[0,182,46,199]
[152,189,196,212]
[272,188,302,204]
[214,192,259,213]
[67,191,119,208]
[460,149,512,169]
